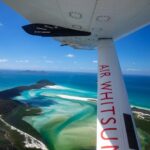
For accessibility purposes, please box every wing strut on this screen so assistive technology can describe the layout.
[97,39,141,150]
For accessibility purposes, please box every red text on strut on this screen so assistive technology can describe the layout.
[99,65,119,149]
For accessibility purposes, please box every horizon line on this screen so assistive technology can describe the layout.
[0,68,150,76]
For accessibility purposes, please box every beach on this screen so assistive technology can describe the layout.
[0,70,150,150]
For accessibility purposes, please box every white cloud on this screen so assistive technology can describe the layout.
[66,54,75,58]
[16,59,29,63]
[123,68,143,75]
[0,59,8,63]
[92,60,98,64]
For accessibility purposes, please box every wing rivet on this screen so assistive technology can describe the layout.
[96,16,111,22]
[69,11,82,19]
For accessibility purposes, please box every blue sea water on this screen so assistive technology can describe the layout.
[0,70,150,109]
[0,70,150,150]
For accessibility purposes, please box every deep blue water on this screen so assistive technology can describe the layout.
[0,70,150,109]
[125,75,150,109]
[0,70,97,92]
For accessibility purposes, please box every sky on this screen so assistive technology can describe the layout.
[0,2,150,75]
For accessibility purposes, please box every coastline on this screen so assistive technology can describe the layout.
[131,105,150,111]
[0,80,150,150]
[0,115,48,150]
[131,106,150,121]
[0,80,55,150]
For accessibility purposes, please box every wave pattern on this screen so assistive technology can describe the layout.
[15,85,97,150]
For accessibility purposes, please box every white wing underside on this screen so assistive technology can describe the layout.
[3,0,150,49]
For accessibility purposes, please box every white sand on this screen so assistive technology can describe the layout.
[44,85,69,90]
[0,115,48,150]
[57,94,96,102]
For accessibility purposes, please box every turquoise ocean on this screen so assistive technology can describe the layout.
[0,70,150,150]
[0,70,150,109]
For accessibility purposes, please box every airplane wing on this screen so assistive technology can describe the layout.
[3,0,150,49]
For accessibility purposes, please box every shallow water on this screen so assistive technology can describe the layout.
[1,70,150,149]
[15,85,97,150]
